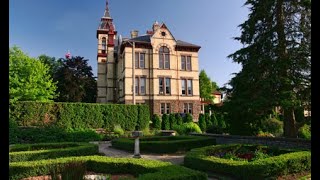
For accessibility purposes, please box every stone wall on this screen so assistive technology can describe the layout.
[190,133,311,150]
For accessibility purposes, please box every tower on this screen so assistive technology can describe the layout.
[96,0,117,103]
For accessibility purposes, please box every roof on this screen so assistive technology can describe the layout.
[123,35,200,48]
[213,90,222,95]
[176,40,201,48]
[126,34,151,43]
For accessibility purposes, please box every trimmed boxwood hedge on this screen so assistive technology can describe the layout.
[111,136,216,154]
[9,142,99,162]
[184,144,311,179]
[9,155,207,180]
[10,101,150,131]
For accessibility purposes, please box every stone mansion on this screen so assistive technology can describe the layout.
[96,1,202,120]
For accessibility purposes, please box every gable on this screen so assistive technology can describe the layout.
[151,23,176,41]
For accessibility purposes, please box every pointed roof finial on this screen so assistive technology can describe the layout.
[106,0,109,11]
[103,0,111,18]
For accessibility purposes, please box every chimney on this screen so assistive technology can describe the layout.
[152,21,160,32]
[130,30,138,38]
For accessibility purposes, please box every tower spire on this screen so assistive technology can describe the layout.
[103,0,111,18]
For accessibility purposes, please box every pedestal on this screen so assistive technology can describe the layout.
[133,137,141,158]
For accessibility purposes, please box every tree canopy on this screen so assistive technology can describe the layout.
[224,0,311,137]
[199,70,214,102]
[54,56,97,103]
[9,46,57,103]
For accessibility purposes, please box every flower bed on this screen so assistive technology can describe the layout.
[111,136,216,154]
[9,155,207,180]
[9,142,99,162]
[184,144,311,179]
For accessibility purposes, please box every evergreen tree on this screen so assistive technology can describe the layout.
[225,0,311,137]
[175,113,183,125]
[199,70,214,102]
[184,113,193,123]
[169,113,177,129]
[161,114,170,130]
[198,114,207,132]
[152,114,161,130]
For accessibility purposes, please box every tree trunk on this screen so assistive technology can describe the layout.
[283,108,297,138]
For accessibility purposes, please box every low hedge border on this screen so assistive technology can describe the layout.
[184,144,311,179]
[111,136,216,154]
[9,155,207,180]
[9,142,99,162]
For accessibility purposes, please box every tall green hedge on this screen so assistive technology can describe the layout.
[10,101,150,131]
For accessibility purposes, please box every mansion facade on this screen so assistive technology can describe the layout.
[96,1,202,120]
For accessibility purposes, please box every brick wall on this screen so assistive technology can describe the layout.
[190,133,311,150]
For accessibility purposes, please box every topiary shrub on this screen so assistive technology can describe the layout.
[175,113,183,125]
[161,114,170,130]
[198,114,206,132]
[169,114,177,129]
[152,114,161,130]
[298,124,311,140]
[184,113,193,123]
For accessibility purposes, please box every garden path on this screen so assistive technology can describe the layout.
[92,141,220,180]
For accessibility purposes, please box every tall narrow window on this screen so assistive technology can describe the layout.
[135,53,139,68]
[183,103,188,113]
[102,37,106,50]
[161,103,165,114]
[159,77,171,95]
[159,46,170,69]
[181,80,186,95]
[181,79,193,96]
[135,77,139,95]
[188,103,193,114]
[166,103,171,114]
[135,52,145,69]
[187,80,192,95]
[140,77,146,95]
[186,56,191,71]
[159,78,164,94]
[181,56,186,70]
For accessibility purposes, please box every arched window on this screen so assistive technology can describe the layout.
[102,37,106,50]
[159,46,170,69]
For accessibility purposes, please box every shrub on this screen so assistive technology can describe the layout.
[9,155,207,180]
[60,161,86,180]
[175,113,183,125]
[161,114,170,130]
[113,125,125,136]
[9,142,99,162]
[173,122,202,135]
[205,113,213,128]
[169,114,177,129]
[198,114,206,132]
[111,136,216,154]
[184,113,193,123]
[10,101,149,131]
[298,124,311,140]
[210,113,218,127]
[152,114,161,130]
[261,117,283,137]
[184,144,311,179]
[9,117,18,144]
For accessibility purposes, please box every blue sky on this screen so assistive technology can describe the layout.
[9,0,249,88]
